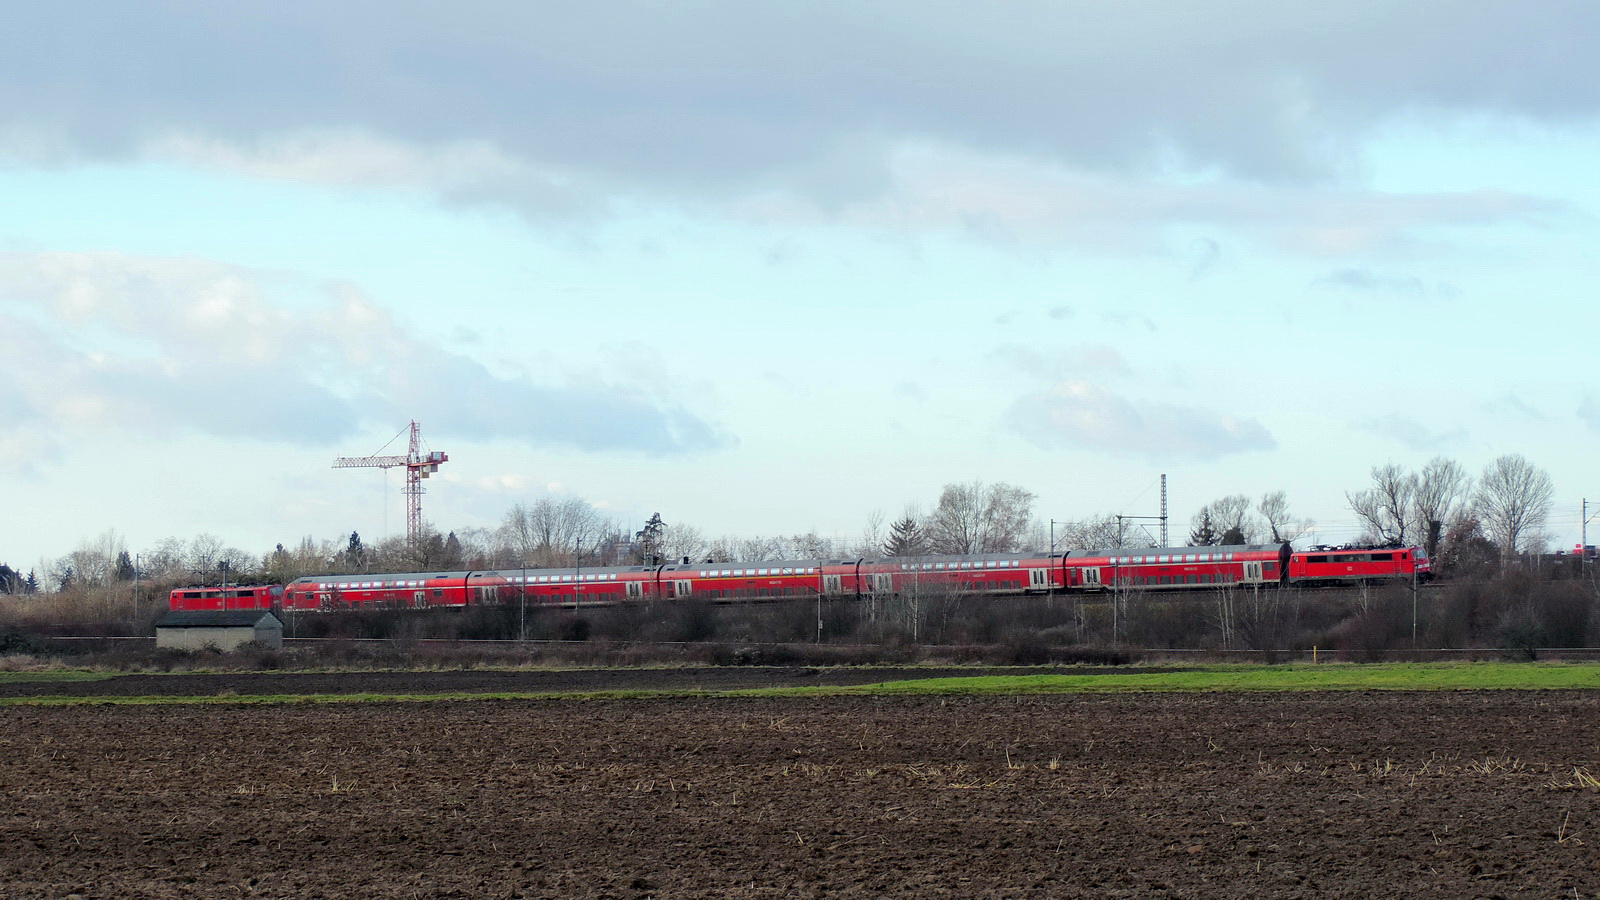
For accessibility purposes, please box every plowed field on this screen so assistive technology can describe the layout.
[3,685,1597,898]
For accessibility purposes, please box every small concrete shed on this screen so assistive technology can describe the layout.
[155,610,284,651]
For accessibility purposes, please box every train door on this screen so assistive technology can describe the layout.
[1028,568,1049,590]
[1243,561,1263,583]
[872,573,894,594]
[673,579,693,598]
[1081,567,1103,590]
[823,574,844,595]
[626,581,643,601]
[412,591,427,609]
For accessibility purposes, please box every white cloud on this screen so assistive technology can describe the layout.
[150,131,524,189]
[1579,395,1600,432]
[0,251,730,460]
[1359,415,1467,450]
[0,3,1594,228]
[1010,379,1276,460]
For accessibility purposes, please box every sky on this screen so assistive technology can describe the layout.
[4,1,1600,569]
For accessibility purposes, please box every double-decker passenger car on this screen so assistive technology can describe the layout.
[1059,544,1290,590]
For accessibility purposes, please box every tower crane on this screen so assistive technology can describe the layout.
[333,421,448,552]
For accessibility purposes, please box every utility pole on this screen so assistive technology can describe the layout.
[1116,474,1169,548]
[1160,474,1168,547]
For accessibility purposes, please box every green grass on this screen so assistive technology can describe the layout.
[3,662,1599,707]
[735,662,1600,697]
[0,670,114,684]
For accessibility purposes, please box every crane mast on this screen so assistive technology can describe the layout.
[333,421,448,552]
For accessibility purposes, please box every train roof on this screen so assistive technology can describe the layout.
[1064,543,1286,558]
[284,553,1047,585]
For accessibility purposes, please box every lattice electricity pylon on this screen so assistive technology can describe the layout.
[333,421,448,551]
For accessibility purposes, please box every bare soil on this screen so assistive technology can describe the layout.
[1,683,1597,898]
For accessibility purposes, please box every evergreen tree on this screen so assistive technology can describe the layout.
[443,532,464,568]
[635,513,666,564]
[114,550,136,582]
[1188,511,1219,546]
[24,570,38,594]
[342,532,366,571]
[882,516,930,557]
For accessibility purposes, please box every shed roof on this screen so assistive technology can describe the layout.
[155,610,282,629]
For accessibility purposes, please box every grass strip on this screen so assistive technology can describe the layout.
[4,663,1599,706]
[735,662,1600,697]
[0,670,115,684]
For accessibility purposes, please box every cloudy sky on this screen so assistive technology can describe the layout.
[4,1,1599,567]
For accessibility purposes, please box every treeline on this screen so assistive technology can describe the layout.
[0,452,1566,611]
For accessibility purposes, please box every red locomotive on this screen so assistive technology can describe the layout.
[167,542,1429,612]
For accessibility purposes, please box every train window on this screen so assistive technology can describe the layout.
[1372,553,1393,561]
[1265,562,1276,574]
[432,589,443,597]
[1308,555,1327,563]
[1225,553,1234,561]
[960,562,972,569]
[986,561,997,568]
[935,563,946,570]
[1183,554,1195,562]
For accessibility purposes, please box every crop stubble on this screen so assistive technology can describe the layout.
[1,684,1597,898]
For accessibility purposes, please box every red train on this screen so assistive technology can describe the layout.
[167,543,1430,612]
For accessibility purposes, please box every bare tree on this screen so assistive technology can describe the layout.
[188,533,228,580]
[1257,491,1312,544]
[658,522,708,564]
[1056,513,1125,549]
[500,497,608,566]
[1474,453,1554,557]
[1346,464,1416,545]
[852,509,887,559]
[1191,495,1258,545]
[1411,456,1472,561]
[925,481,1036,555]
[138,537,190,580]
[63,529,128,587]
[783,532,836,559]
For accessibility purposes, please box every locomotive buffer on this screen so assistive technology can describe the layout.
[333,420,448,553]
